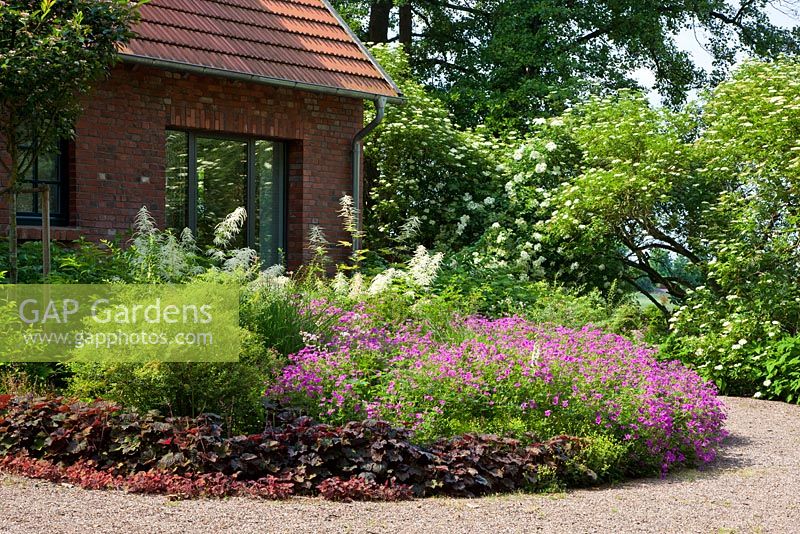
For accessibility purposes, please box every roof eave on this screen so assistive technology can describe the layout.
[317,0,405,100]
[118,53,406,105]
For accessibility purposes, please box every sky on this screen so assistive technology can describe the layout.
[634,1,799,104]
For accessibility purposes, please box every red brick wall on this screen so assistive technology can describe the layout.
[0,63,364,270]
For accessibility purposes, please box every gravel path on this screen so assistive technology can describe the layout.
[1,396,799,534]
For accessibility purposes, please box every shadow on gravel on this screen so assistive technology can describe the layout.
[708,433,755,469]
[671,432,755,482]
[590,432,757,491]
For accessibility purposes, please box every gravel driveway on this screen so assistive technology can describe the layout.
[1,396,799,534]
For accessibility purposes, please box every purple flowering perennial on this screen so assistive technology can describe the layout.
[268,306,727,476]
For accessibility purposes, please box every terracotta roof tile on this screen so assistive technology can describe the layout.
[120,0,401,100]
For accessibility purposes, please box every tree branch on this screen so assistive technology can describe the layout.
[629,241,689,257]
[571,26,611,46]
[620,257,688,300]
[617,229,691,300]
[429,0,490,18]
[636,217,704,266]
[411,7,432,28]
[710,0,758,26]
[623,274,670,317]
[428,57,479,75]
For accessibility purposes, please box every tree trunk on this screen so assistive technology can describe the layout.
[368,0,392,43]
[399,3,412,53]
[1,105,20,283]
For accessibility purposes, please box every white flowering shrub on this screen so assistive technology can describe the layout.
[407,245,444,288]
[366,44,608,292]
[662,59,800,401]
[329,244,444,299]
[457,118,606,289]
[365,45,506,253]
[364,45,646,296]
[126,205,271,283]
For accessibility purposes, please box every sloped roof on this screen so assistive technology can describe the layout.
[119,0,402,102]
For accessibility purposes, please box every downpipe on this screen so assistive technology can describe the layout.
[351,96,387,252]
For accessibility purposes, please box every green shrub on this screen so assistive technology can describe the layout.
[0,363,71,396]
[662,310,766,398]
[0,239,130,284]
[762,337,800,402]
[314,246,647,339]
[436,265,646,333]
[565,434,628,486]
[67,332,280,435]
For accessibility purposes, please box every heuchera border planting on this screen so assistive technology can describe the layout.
[0,395,590,500]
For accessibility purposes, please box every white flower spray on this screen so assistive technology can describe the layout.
[408,245,444,288]
[213,207,247,247]
[207,207,259,273]
[130,206,198,282]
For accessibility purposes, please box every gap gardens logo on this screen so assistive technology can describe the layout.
[0,283,240,362]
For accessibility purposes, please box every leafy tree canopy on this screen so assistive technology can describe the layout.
[0,0,141,281]
[338,0,799,130]
[0,0,140,179]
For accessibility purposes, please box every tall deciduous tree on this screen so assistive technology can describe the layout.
[0,0,140,282]
[334,0,799,130]
[545,58,800,316]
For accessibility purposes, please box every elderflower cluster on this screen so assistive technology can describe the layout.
[455,214,470,235]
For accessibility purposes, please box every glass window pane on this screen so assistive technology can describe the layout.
[16,143,68,223]
[196,136,248,248]
[49,185,61,216]
[17,193,35,213]
[165,131,188,232]
[254,140,280,266]
[37,151,59,182]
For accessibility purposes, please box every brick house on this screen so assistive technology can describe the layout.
[3,0,402,269]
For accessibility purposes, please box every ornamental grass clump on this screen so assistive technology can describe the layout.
[269,307,727,478]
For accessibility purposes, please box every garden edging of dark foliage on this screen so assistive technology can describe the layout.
[0,395,595,501]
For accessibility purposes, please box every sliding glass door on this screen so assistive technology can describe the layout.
[165,131,285,266]
[195,136,248,249]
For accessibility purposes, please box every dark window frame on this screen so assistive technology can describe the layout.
[16,140,70,227]
[167,129,287,263]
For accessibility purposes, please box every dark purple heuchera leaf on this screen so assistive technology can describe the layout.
[0,454,296,500]
[0,395,593,499]
[317,476,413,502]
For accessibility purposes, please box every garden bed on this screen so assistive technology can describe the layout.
[0,394,588,500]
[270,308,727,477]
[0,313,727,501]
[4,397,798,534]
